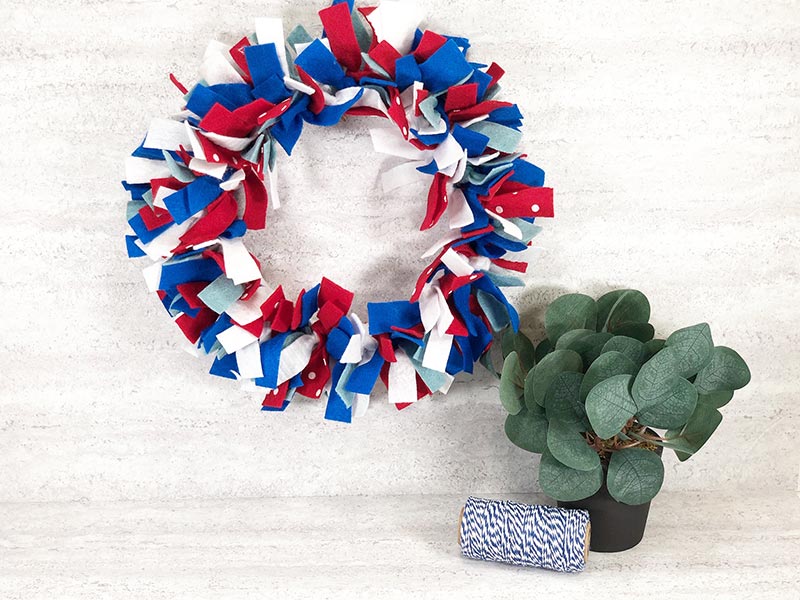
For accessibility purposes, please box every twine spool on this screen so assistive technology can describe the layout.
[458,497,591,572]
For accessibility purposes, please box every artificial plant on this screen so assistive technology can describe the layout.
[498,289,751,505]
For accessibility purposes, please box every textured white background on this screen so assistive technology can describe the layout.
[1,2,799,595]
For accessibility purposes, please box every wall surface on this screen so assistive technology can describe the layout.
[1,0,799,505]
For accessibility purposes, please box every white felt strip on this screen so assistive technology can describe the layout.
[219,169,246,192]
[422,330,454,372]
[370,127,433,161]
[367,0,424,56]
[217,325,259,354]
[236,341,264,379]
[486,209,524,240]
[184,122,207,160]
[419,284,440,332]
[188,158,228,180]
[277,334,318,385]
[448,188,474,229]
[441,248,476,277]
[352,393,370,418]
[202,131,257,152]
[219,238,262,285]
[200,40,245,85]
[142,262,163,293]
[435,287,455,336]
[388,348,418,404]
[433,135,465,171]
[283,76,317,96]
[255,17,289,77]
[421,230,461,258]
[226,286,270,326]
[340,333,364,364]
[144,119,191,151]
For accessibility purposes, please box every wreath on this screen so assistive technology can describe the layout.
[123,0,553,422]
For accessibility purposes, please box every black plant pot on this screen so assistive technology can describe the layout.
[557,444,663,553]
[558,481,653,552]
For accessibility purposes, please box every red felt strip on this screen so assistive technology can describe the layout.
[413,30,448,61]
[138,205,173,231]
[296,341,331,399]
[488,187,554,218]
[486,62,505,88]
[260,286,286,321]
[169,73,188,95]
[414,89,429,117]
[262,381,290,408]
[177,282,210,310]
[296,66,325,115]
[368,41,401,78]
[319,277,355,312]
[387,87,410,139]
[229,37,252,83]
[176,307,217,343]
[444,83,479,112]
[377,334,397,363]
[319,2,363,73]
[491,258,528,273]
[291,288,306,330]
[448,100,513,123]
[420,172,448,230]
[177,191,238,249]
[243,168,269,230]
[271,299,294,332]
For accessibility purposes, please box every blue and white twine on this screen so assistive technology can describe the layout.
[459,497,590,572]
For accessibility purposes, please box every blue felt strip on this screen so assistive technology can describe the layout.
[209,352,238,380]
[121,180,150,200]
[452,125,489,157]
[300,284,321,328]
[200,315,232,353]
[295,39,355,88]
[394,55,422,90]
[163,176,221,224]
[324,362,352,423]
[251,74,292,103]
[418,39,474,93]
[344,350,385,394]
[509,158,546,187]
[127,213,171,245]
[159,257,223,295]
[367,301,422,335]
[125,235,146,258]
[256,332,289,389]
[261,400,291,412]
[244,43,285,85]
[326,327,351,360]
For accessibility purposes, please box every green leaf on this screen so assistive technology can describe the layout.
[547,420,600,471]
[665,323,714,378]
[580,351,638,401]
[505,406,548,453]
[635,376,698,430]
[500,327,516,359]
[545,372,589,430]
[662,401,723,461]
[545,294,597,344]
[514,331,536,372]
[535,338,553,363]
[632,347,679,404]
[555,329,595,351]
[530,349,584,408]
[538,450,604,501]
[698,390,734,409]
[601,335,646,366]
[598,289,651,332]
[585,374,637,439]
[499,351,524,414]
[572,332,615,368]
[611,322,655,342]
[694,346,751,394]
[643,338,666,361]
[607,448,664,505]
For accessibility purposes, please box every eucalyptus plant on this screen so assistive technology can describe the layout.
[498,289,751,506]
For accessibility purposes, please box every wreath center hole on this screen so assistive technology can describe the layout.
[248,118,441,304]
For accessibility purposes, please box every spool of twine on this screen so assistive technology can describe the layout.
[458,496,591,572]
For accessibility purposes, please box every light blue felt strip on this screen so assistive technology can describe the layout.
[476,289,511,332]
[467,121,523,154]
[197,275,244,314]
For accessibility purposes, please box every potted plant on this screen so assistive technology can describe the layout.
[497,289,751,552]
